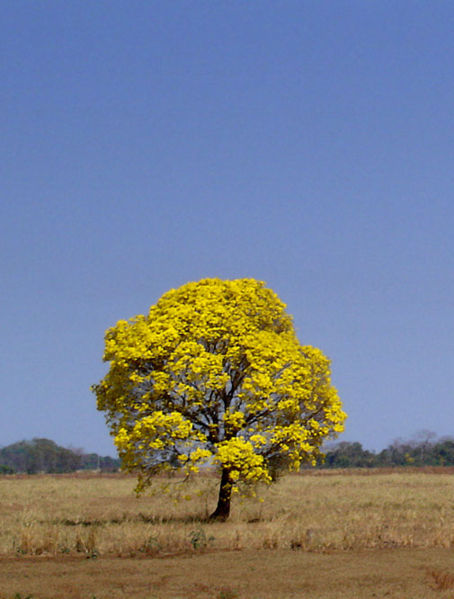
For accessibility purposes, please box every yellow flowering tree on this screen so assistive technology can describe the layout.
[93,278,346,520]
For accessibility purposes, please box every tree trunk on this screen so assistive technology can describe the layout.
[209,468,232,521]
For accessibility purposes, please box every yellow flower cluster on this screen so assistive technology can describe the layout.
[214,438,271,484]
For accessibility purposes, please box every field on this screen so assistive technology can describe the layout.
[1,469,454,598]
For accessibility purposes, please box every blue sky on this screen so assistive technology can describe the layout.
[1,1,453,456]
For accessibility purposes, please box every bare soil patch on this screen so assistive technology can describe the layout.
[1,548,454,598]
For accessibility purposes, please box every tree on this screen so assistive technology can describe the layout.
[0,439,82,473]
[322,442,376,468]
[93,278,346,520]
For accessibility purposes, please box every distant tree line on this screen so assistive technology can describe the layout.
[321,434,454,469]
[0,438,120,474]
[2,434,453,475]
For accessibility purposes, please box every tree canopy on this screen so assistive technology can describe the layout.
[321,435,454,468]
[93,278,346,519]
[0,438,120,474]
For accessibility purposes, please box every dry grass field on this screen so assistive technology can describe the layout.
[1,469,454,598]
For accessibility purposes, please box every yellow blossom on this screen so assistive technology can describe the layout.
[92,278,346,515]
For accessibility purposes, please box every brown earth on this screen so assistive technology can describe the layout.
[1,547,454,599]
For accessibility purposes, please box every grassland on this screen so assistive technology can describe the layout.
[1,469,454,598]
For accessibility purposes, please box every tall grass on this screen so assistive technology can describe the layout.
[1,469,454,557]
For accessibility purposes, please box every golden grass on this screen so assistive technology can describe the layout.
[2,470,454,598]
[1,468,454,558]
[428,568,454,591]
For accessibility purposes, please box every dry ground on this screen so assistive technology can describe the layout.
[1,470,454,598]
[2,548,454,598]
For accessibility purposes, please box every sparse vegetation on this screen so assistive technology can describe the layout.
[428,568,454,591]
[1,469,454,558]
[2,470,454,598]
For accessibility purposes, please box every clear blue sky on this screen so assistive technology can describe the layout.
[1,1,453,456]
